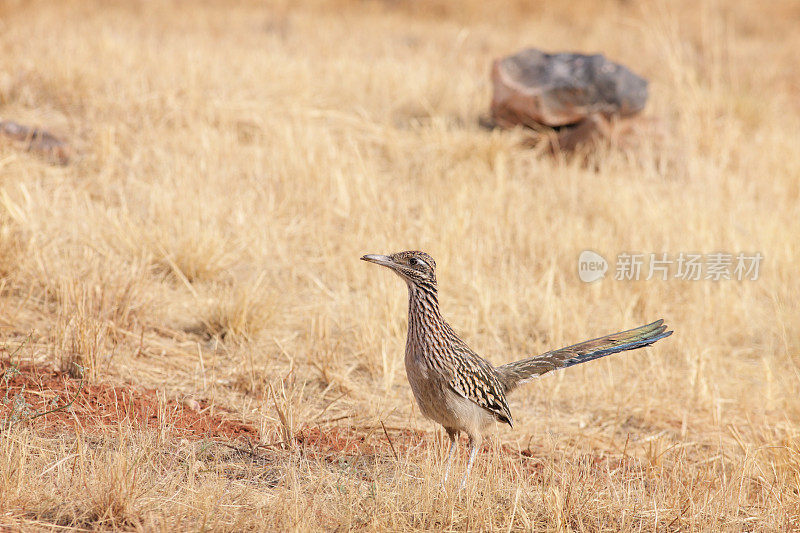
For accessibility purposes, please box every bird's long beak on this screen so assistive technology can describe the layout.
[361,254,396,268]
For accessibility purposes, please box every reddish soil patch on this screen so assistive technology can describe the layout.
[0,359,578,477]
[0,359,258,439]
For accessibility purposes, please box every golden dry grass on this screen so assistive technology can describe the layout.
[1,0,800,530]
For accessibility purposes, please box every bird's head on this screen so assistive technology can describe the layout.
[361,250,437,288]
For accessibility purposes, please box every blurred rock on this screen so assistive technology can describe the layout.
[490,49,648,128]
[0,120,71,165]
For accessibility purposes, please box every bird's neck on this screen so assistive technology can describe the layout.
[406,282,445,338]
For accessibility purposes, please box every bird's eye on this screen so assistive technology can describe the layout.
[409,258,419,266]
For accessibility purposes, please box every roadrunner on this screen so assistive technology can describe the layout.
[361,250,672,488]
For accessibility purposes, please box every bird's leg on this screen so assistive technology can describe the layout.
[459,433,481,491]
[442,428,459,484]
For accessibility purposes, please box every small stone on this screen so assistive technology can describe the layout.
[182,398,201,412]
[0,120,72,165]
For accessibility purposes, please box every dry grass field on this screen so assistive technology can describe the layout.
[1,0,800,530]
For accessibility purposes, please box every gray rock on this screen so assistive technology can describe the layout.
[0,120,71,165]
[490,49,648,128]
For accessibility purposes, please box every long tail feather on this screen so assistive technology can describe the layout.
[497,319,672,393]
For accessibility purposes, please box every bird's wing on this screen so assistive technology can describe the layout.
[443,343,514,428]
